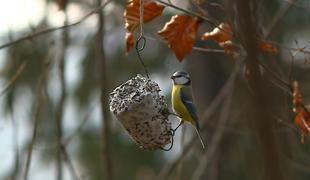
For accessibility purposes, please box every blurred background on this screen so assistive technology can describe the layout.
[0,0,310,180]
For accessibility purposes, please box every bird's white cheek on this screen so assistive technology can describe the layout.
[174,77,188,84]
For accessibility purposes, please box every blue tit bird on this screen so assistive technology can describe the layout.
[171,71,205,149]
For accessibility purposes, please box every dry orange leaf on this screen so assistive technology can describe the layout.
[201,23,232,43]
[292,81,310,144]
[258,40,278,54]
[219,40,238,55]
[293,81,303,113]
[295,110,310,144]
[158,15,199,61]
[124,0,165,32]
[126,32,135,54]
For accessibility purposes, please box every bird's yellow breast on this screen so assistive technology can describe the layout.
[171,85,195,124]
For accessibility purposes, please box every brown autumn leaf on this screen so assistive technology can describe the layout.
[292,81,310,144]
[258,40,278,54]
[126,32,135,54]
[201,23,232,43]
[158,15,199,61]
[295,110,310,144]
[124,0,165,32]
[56,0,68,11]
[218,40,238,55]
[293,81,303,113]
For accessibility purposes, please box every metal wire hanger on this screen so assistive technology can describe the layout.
[136,0,176,151]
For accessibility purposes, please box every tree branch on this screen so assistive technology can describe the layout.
[0,0,112,50]
[191,73,235,180]
[63,102,98,145]
[265,0,298,37]
[96,0,114,179]
[0,61,27,96]
[55,12,70,180]
[60,144,79,180]
[23,56,51,180]
[235,1,283,180]
[155,59,241,180]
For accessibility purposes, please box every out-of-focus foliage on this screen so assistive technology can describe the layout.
[1,0,310,180]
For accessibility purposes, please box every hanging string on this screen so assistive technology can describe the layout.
[136,0,149,78]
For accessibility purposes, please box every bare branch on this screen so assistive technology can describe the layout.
[0,0,112,50]
[23,57,52,180]
[0,62,27,96]
[155,0,221,29]
[55,12,70,180]
[265,0,298,37]
[283,0,310,9]
[235,1,283,179]
[63,102,98,145]
[95,0,114,179]
[145,35,226,54]
[9,112,20,180]
[191,71,235,180]
[193,47,226,54]
[155,59,242,180]
[60,145,80,180]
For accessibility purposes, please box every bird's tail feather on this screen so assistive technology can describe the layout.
[194,127,205,149]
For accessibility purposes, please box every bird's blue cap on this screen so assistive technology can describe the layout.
[171,71,190,79]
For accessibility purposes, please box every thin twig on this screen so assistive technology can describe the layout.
[258,61,291,89]
[282,0,310,9]
[60,144,79,180]
[9,112,20,180]
[193,47,226,54]
[265,0,298,37]
[0,0,112,50]
[63,102,98,145]
[145,35,226,54]
[157,0,310,57]
[23,58,51,180]
[175,126,185,180]
[0,61,27,96]
[269,40,310,55]
[154,59,242,180]
[236,1,283,179]
[155,0,221,29]
[191,71,235,180]
[190,58,241,180]
[190,0,208,17]
[55,12,69,180]
[96,0,114,179]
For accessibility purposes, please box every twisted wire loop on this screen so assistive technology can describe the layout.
[135,0,150,78]
[135,36,149,78]
[136,0,171,151]
[160,129,174,151]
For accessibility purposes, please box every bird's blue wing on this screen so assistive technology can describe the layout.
[180,87,200,128]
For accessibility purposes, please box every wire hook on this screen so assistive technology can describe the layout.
[135,36,149,78]
[160,129,174,151]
